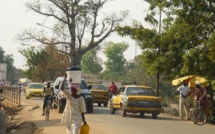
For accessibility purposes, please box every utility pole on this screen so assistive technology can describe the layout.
[159,7,162,35]
[62,44,64,75]
[135,43,137,57]
[156,7,162,97]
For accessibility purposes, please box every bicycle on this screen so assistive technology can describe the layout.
[45,96,53,121]
[0,99,15,122]
[206,106,215,124]
[192,99,207,125]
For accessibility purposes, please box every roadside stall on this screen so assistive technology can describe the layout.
[172,75,209,98]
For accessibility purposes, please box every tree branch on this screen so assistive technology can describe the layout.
[27,3,67,24]
[19,30,71,46]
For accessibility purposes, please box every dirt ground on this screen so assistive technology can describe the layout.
[7,99,67,134]
[9,100,204,134]
[7,104,40,134]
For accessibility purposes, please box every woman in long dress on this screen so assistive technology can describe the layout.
[60,74,87,134]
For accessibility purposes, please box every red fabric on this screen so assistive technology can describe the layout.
[109,84,118,94]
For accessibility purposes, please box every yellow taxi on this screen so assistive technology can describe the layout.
[110,85,162,118]
[25,82,44,99]
[88,84,109,107]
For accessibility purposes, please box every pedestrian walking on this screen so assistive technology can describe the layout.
[176,80,191,120]
[0,79,5,86]
[61,73,87,134]
[0,79,5,99]
[109,82,118,100]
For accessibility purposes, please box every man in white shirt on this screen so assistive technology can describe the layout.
[43,80,47,87]
[176,80,191,120]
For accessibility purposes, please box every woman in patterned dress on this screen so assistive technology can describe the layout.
[60,74,87,134]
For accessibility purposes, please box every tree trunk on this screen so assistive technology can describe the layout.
[69,51,82,68]
[156,74,159,97]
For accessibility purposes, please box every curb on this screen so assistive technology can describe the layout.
[29,105,40,111]
[21,98,40,106]
[20,98,40,111]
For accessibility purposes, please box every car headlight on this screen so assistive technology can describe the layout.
[27,90,32,94]
[59,92,64,98]
[85,95,92,98]
[122,96,128,103]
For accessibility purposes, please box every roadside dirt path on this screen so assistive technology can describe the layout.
[12,100,66,134]
[12,99,103,134]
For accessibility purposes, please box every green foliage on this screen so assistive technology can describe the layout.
[158,0,215,88]
[102,42,128,80]
[0,46,16,82]
[4,54,15,82]
[81,47,103,75]
[125,56,156,85]
[117,25,171,79]
[117,0,215,92]
[114,1,215,102]
[0,47,5,63]
[19,45,71,81]
[19,46,51,81]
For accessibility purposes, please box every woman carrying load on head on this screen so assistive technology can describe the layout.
[60,73,87,134]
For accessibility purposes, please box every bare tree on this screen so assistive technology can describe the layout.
[18,0,128,67]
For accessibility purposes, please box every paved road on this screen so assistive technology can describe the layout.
[21,93,215,134]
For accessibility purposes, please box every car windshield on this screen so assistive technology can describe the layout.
[29,84,43,89]
[63,80,69,89]
[80,80,88,89]
[126,87,155,96]
[92,85,107,90]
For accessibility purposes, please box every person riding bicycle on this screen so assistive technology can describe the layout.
[42,82,54,116]
[194,82,210,118]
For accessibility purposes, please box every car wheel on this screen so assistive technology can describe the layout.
[152,112,158,119]
[98,103,101,107]
[53,99,57,109]
[140,112,145,118]
[57,99,64,113]
[121,105,127,117]
[103,102,108,107]
[110,103,115,114]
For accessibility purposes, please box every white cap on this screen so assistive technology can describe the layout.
[195,82,200,86]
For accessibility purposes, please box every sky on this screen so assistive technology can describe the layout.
[0,0,150,69]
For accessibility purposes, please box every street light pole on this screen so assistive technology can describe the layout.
[156,7,162,97]
[62,44,64,75]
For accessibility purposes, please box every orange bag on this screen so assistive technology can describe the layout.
[80,124,90,134]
